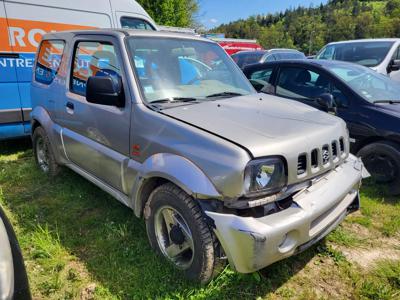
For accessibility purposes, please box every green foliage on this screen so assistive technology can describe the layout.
[137,0,199,27]
[210,0,400,54]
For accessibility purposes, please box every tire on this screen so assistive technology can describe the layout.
[145,183,220,283]
[32,126,60,177]
[357,141,400,194]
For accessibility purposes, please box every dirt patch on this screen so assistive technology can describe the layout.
[285,256,353,300]
[337,236,400,269]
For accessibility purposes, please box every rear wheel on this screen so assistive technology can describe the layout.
[357,141,400,194]
[32,127,60,177]
[145,183,220,283]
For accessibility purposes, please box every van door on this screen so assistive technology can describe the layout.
[0,3,24,139]
[59,36,131,192]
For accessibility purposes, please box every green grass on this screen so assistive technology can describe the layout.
[0,140,399,299]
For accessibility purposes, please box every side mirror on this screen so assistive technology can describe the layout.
[388,59,400,73]
[86,76,124,107]
[249,79,275,94]
[316,93,336,114]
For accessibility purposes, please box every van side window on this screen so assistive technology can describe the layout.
[121,17,154,30]
[35,40,65,85]
[71,41,121,96]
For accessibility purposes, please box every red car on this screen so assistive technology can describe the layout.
[212,38,263,55]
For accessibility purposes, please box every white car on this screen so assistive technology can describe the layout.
[316,39,400,82]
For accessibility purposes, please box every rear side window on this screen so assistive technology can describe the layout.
[121,17,154,30]
[250,68,273,83]
[35,40,65,85]
[71,41,121,96]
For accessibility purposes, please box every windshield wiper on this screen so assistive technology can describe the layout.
[373,100,400,104]
[206,92,244,98]
[150,97,199,104]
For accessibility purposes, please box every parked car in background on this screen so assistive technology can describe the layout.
[231,49,306,69]
[0,205,30,300]
[0,0,156,140]
[315,39,400,82]
[31,29,364,283]
[209,38,263,55]
[243,59,400,194]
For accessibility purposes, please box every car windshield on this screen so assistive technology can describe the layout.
[316,41,394,67]
[126,37,255,103]
[326,63,400,103]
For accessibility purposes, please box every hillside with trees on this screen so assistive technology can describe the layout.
[210,0,400,54]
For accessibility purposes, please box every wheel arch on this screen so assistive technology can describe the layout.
[132,153,222,218]
[354,135,400,154]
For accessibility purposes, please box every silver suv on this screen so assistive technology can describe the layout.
[31,29,365,283]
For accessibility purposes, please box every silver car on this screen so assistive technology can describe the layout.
[316,38,400,82]
[31,29,365,283]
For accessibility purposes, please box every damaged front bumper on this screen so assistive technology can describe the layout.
[206,154,364,273]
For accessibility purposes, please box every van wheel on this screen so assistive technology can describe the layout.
[33,127,60,177]
[357,141,400,193]
[145,183,219,284]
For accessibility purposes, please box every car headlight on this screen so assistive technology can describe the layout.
[244,157,287,197]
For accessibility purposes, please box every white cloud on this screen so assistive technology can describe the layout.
[209,18,218,24]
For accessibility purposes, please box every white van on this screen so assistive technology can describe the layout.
[0,0,157,140]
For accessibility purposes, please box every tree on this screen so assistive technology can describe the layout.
[137,0,199,27]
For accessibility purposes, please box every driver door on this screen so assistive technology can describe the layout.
[58,35,131,192]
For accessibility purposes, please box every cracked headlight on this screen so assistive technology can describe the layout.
[244,157,287,197]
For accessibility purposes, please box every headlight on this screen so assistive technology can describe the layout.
[244,157,286,197]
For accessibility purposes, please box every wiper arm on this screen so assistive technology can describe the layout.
[373,100,400,104]
[206,92,244,98]
[150,97,198,104]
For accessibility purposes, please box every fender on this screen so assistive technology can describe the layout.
[131,153,222,217]
[30,107,66,164]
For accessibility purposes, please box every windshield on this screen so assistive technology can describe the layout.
[326,63,400,103]
[126,37,255,103]
[316,41,394,67]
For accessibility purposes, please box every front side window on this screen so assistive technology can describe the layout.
[121,17,154,30]
[316,42,394,67]
[327,63,400,103]
[276,67,330,100]
[71,41,121,96]
[126,37,254,103]
[35,40,65,85]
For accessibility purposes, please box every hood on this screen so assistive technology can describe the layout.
[372,102,400,118]
[162,93,347,158]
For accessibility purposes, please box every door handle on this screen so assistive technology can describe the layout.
[66,102,74,114]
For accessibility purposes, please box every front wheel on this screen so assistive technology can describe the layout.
[145,183,220,283]
[357,141,400,194]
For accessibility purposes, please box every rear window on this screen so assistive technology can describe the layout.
[35,40,65,85]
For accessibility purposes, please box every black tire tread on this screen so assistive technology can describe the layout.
[32,126,60,177]
[145,183,222,283]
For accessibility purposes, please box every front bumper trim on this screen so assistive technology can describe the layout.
[206,155,363,273]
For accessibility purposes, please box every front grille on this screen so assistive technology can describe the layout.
[322,145,330,165]
[297,154,307,175]
[296,137,347,178]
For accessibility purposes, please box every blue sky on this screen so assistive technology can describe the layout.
[199,0,328,29]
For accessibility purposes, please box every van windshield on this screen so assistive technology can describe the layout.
[316,41,394,67]
[326,63,400,103]
[126,37,255,104]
